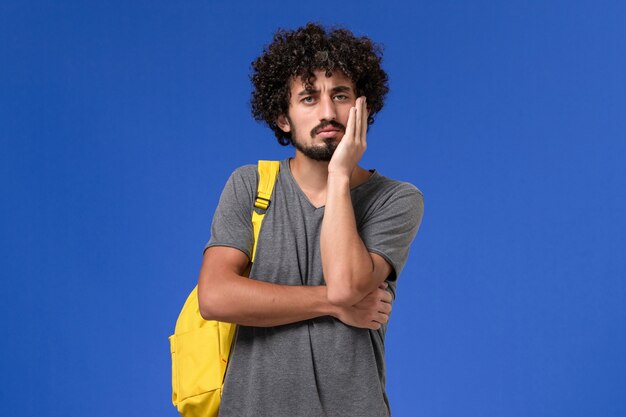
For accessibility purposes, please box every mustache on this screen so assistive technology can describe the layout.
[311,120,346,137]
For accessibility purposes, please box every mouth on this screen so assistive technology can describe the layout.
[312,121,345,139]
[316,128,341,138]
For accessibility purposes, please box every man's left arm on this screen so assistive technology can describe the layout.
[322,96,420,306]
[322,172,392,306]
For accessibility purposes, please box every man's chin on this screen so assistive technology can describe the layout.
[295,143,336,162]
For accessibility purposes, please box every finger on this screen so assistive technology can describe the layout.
[378,302,392,314]
[373,313,389,325]
[368,321,382,330]
[379,289,392,303]
[354,97,362,143]
[344,107,356,141]
[360,97,368,144]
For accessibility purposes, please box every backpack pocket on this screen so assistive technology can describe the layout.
[170,323,223,409]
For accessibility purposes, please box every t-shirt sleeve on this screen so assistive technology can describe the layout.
[204,165,257,259]
[359,183,424,281]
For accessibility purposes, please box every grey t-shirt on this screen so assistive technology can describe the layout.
[205,158,424,417]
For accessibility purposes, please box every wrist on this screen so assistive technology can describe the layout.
[326,172,351,187]
[319,286,343,319]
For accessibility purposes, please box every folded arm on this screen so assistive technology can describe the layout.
[197,246,391,329]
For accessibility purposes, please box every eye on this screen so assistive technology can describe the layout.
[334,94,349,101]
[301,96,315,104]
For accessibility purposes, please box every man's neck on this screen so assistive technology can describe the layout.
[289,151,372,194]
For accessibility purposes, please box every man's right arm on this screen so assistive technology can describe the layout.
[197,246,391,329]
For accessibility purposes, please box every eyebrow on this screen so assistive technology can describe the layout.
[297,85,353,96]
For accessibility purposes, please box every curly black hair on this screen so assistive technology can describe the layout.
[250,23,389,146]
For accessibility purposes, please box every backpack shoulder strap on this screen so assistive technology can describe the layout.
[251,160,280,263]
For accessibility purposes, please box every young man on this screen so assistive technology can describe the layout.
[197,23,424,416]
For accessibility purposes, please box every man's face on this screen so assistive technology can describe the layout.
[277,69,357,161]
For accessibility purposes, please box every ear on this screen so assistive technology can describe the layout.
[276,114,291,133]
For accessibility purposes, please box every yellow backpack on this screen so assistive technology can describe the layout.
[169,160,280,417]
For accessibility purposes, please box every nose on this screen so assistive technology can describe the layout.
[318,95,337,121]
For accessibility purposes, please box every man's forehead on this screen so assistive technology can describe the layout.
[290,70,355,92]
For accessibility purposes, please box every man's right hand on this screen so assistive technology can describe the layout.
[333,282,392,330]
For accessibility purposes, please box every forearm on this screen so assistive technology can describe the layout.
[321,173,379,305]
[198,246,391,330]
[198,257,338,327]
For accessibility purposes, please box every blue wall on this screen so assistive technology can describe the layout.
[1,1,625,416]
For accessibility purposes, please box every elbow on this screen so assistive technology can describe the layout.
[198,292,216,321]
[198,301,214,321]
[197,283,225,321]
[326,280,366,307]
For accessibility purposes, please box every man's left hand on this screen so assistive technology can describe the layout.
[328,96,369,177]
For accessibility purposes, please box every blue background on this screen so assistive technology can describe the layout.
[1,1,625,416]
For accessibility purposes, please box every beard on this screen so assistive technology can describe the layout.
[287,117,345,162]
[291,137,338,161]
